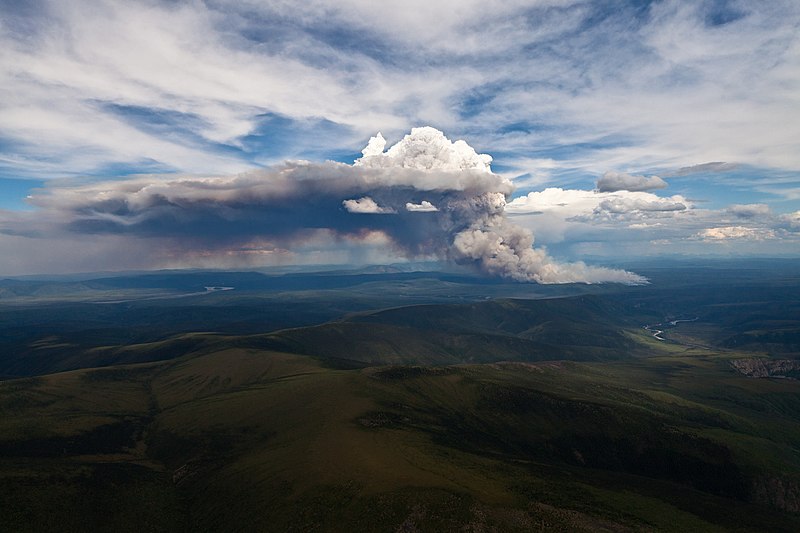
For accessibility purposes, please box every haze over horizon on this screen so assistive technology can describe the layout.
[0,0,798,276]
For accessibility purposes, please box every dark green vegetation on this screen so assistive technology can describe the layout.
[2,260,800,531]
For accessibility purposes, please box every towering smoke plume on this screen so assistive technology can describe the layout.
[352,128,645,284]
[17,127,645,284]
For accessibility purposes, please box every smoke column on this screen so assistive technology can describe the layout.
[354,127,646,284]
[20,127,646,284]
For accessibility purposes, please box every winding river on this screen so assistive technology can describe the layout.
[643,317,698,341]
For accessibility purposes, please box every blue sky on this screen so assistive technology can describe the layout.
[0,0,798,275]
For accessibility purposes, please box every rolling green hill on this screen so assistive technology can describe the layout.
[2,340,800,531]
[3,263,800,531]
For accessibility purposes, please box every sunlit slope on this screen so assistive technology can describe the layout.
[2,346,800,531]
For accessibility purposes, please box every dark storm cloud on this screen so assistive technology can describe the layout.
[13,128,646,284]
[29,158,503,248]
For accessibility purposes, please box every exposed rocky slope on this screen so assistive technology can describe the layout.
[731,358,800,378]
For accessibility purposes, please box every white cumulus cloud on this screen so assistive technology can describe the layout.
[695,226,777,241]
[354,127,493,173]
[342,196,396,214]
[507,188,690,219]
[778,211,800,232]
[405,201,439,212]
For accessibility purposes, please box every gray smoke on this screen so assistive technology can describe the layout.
[19,127,646,284]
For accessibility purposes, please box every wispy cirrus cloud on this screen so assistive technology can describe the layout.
[669,162,739,177]
[1,0,798,185]
[0,0,798,267]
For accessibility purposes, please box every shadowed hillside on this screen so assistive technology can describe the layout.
[260,296,638,366]
[2,345,800,532]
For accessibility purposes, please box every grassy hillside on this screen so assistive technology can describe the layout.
[3,263,800,530]
[2,341,800,531]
